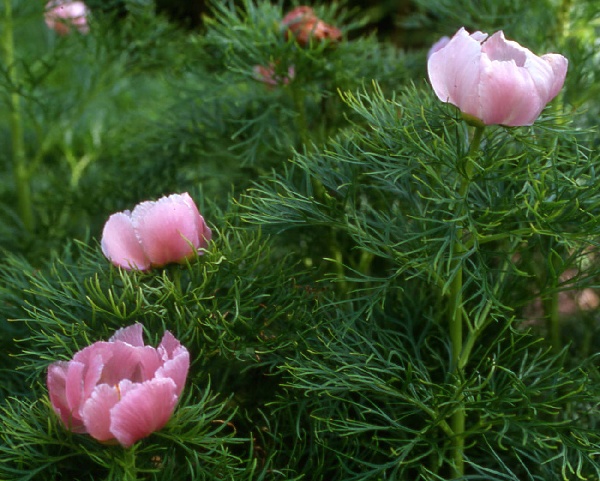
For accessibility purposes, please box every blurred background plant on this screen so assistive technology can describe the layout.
[1,0,600,479]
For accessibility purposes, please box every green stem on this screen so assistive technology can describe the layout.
[447,125,484,479]
[2,0,34,232]
[291,87,326,201]
[121,445,139,481]
[557,0,572,40]
[171,265,183,296]
[548,288,560,352]
[546,247,562,353]
[292,86,347,293]
[291,86,310,149]
[448,242,466,479]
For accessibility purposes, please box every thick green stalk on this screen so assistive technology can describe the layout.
[448,260,465,478]
[548,288,561,352]
[447,125,484,479]
[121,445,139,481]
[3,0,34,232]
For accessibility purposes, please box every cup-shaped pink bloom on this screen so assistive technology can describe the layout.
[101,192,212,271]
[427,27,568,126]
[45,0,90,35]
[281,6,342,47]
[47,324,189,447]
[253,62,295,86]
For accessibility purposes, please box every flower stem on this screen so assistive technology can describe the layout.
[447,125,484,478]
[557,0,572,39]
[2,0,34,232]
[546,248,562,353]
[291,86,310,149]
[291,86,347,292]
[548,289,561,352]
[121,445,139,481]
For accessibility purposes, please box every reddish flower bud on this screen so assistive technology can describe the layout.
[281,6,341,46]
[253,62,295,86]
[45,0,90,36]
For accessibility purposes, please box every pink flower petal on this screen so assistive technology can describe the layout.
[109,378,179,447]
[72,344,114,396]
[427,27,568,126]
[478,54,545,126]
[72,333,160,393]
[81,355,106,408]
[132,194,205,267]
[428,28,485,119]
[47,362,86,433]
[47,324,190,446]
[541,53,568,100]
[180,193,212,246]
[101,193,211,270]
[427,36,450,60]
[100,344,161,385]
[156,332,189,396]
[157,330,182,359]
[109,323,145,346]
[63,360,89,425]
[81,384,121,442]
[101,212,150,270]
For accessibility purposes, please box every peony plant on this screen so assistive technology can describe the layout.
[44,0,90,35]
[281,6,342,46]
[427,27,568,126]
[253,62,295,86]
[46,324,189,447]
[101,192,212,271]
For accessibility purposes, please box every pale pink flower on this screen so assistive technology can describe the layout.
[252,63,295,86]
[281,6,342,47]
[426,36,450,60]
[101,193,212,271]
[47,324,189,447]
[427,27,568,126]
[45,0,90,35]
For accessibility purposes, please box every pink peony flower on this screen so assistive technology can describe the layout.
[426,35,450,60]
[47,324,190,447]
[252,62,295,86]
[45,0,90,36]
[281,6,342,47]
[427,27,568,126]
[101,192,212,271]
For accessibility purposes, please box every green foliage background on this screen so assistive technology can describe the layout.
[1,0,600,480]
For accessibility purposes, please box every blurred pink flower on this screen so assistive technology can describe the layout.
[427,27,568,126]
[45,0,90,35]
[281,6,342,47]
[253,62,295,86]
[47,324,189,447]
[101,192,212,271]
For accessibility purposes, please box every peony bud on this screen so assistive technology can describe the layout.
[427,27,568,126]
[45,0,90,36]
[47,324,190,447]
[252,62,295,86]
[281,6,342,47]
[101,192,212,271]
